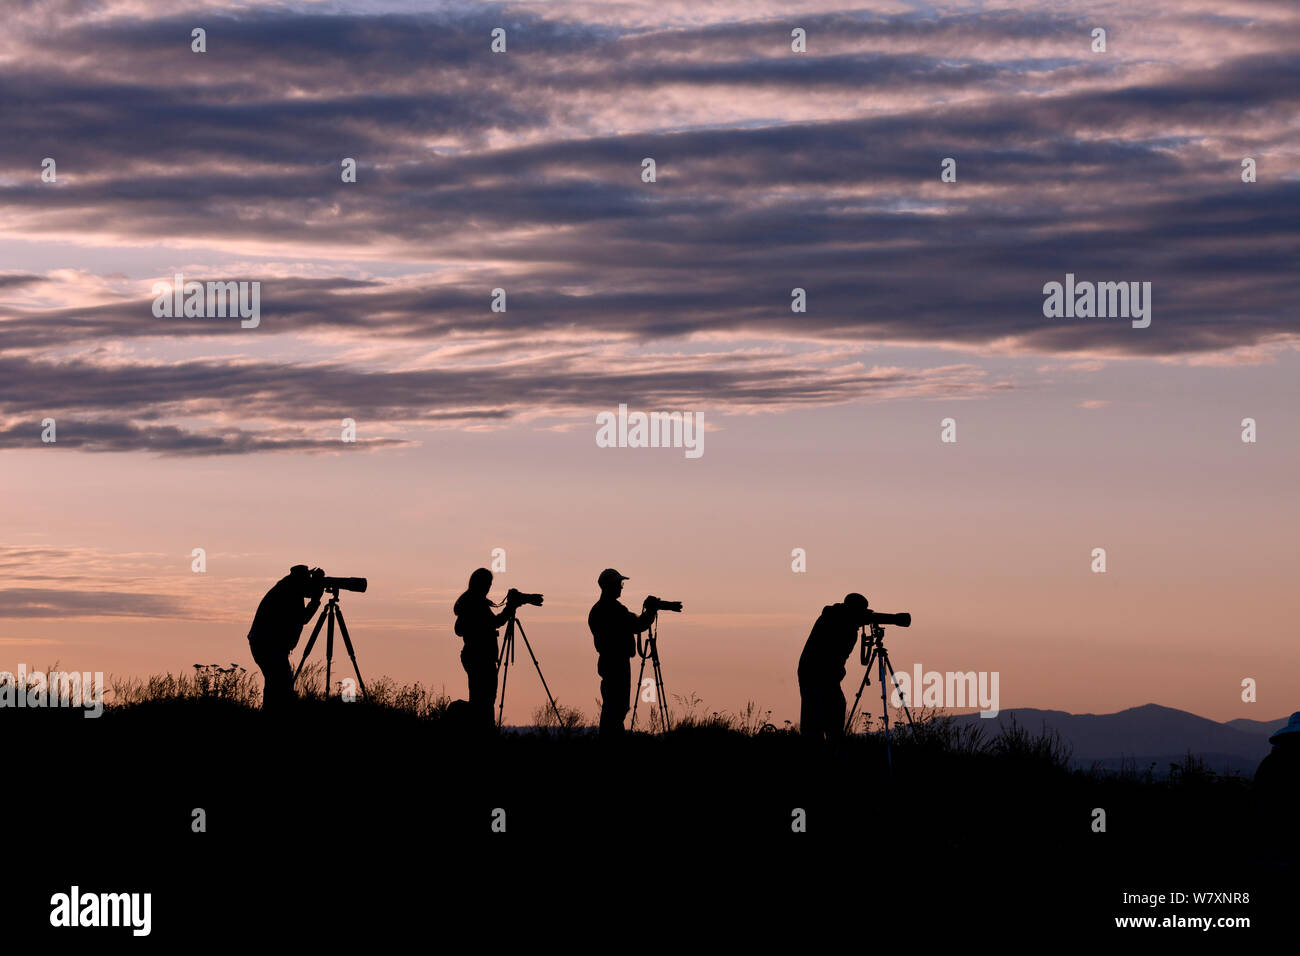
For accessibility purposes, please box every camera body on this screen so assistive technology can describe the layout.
[508,587,544,608]
[645,595,683,614]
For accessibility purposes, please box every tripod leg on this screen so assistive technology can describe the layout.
[325,603,336,698]
[331,604,368,699]
[294,606,329,684]
[496,622,513,729]
[880,650,914,727]
[652,654,670,733]
[630,656,648,731]
[844,647,875,735]
[878,650,893,773]
[515,621,561,727]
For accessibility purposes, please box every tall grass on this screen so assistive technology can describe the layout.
[106,663,452,720]
[668,692,785,734]
[110,663,262,707]
[983,713,1074,770]
[94,669,1084,776]
[530,701,587,732]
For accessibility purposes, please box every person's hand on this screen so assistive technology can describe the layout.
[308,568,325,601]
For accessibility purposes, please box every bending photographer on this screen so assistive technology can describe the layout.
[453,568,523,734]
[247,564,324,711]
[797,593,874,741]
[588,568,659,737]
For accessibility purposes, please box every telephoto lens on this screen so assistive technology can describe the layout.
[321,576,367,593]
[869,611,910,627]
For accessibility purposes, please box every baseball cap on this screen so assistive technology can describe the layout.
[598,568,629,587]
[843,592,870,612]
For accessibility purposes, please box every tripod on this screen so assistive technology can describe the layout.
[496,610,562,729]
[294,588,368,699]
[845,622,914,771]
[630,615,670,733]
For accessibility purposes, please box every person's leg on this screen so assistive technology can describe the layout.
[798,678,819,739]
[827,683,846,740]
[463,647,497,732]
[618,658,630,729]
[253,646,290,711]
[460,647,477,722]
[474,659,498,731]
[282,658,297,705]
[484,663,498,732]
[270,658,294,710]
[598,656,629,736]
[597,656,614,734]
[485,639,499,729]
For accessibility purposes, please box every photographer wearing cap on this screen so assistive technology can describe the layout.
[453,568,524,734]
[247,564,324,711]
[797,593,873,741]
[588,569,657,737]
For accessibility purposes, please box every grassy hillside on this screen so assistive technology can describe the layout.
[4,665,1290,939]
[6,664,1272,846]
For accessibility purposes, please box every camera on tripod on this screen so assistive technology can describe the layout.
[633,595,682,733]
[294,569,369,699]
[507,587,543,608]
[644,595,683,614]
[495,588,561,728]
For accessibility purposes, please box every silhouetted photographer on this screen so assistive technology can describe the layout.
[588,568,679,736]
[1255,711,1300,853]
[248,565,324,710]
[454,568,536,734]
[798,593,909,741]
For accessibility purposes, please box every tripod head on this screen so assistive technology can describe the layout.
[860,621,886,664]
[637,595,682,657]
[636,625,657,659]
[496,588,543,625]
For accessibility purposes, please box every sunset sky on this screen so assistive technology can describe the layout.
[1,0,1297,724]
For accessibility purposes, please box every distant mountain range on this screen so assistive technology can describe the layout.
[950,704,1291,777]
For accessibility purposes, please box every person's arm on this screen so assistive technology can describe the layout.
[629,601,656,633]
[285,598,319,653]
[458,600,508,637]
[301,573,325,625]
[301,596,321,626]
